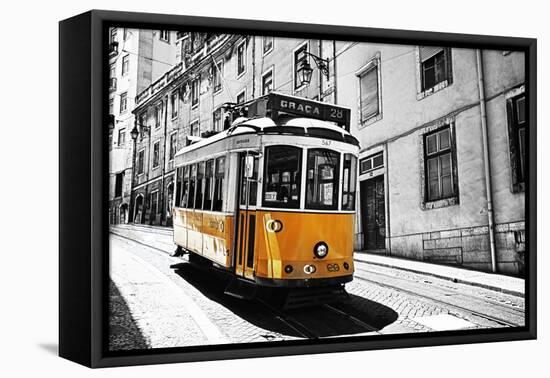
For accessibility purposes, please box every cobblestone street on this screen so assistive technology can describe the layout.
[109,224,525,350]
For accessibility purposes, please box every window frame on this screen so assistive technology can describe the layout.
[261,67,274,96]
[121,54,130,76]
[236,39,247,78]
[293,41,309,91]
[212,156,226,212]
[170,91,179,119]
[117,128,125,147]
[114,172,124,198]
[119,92,128,113]
[342,153,358,211]
[169,131,177,161]
[420,122,459,210]
[506,87,527,193]
[416,46,453,100]
[191,78,200,108]
[137,149,145,176]
[152,140,160,169]
[356,55,382,127]
[213,59,224,94]
[263,35,274,56]
[236,88,246,104]
[305,148,341,211]
[159,30,170,42]
[262,145,303,209]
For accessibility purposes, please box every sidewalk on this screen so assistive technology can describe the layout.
[354,252,525,297]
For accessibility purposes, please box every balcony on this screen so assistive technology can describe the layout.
[109,41,119,57]
[109,78,117,92]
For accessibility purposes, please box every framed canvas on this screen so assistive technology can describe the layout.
[59,9,537,368]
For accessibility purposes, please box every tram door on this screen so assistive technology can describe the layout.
[235,153,259,279]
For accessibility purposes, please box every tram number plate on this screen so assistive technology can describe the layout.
[327,263,340,272]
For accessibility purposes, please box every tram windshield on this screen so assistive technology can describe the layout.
[306,149,340,210]
[262,145,302,209]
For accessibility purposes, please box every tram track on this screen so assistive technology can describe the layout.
[352,268,523,328]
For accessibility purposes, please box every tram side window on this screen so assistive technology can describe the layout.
[203,160,214,210]
[187,164,196,209]
[175,167,182,208]
[195,162,205,210]
[342,154,358,210]
[212,156,225,211]
[263,146,302,209]
[180,165,189,208]
[240,155,259,206]
[306,149,340,210]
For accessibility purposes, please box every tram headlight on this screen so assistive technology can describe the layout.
[313,242,329,259]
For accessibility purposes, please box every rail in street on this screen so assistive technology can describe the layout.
[108,224,525,350]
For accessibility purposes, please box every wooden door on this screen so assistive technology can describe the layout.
[361,175,386,250]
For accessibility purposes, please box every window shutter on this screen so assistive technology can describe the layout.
[419,46,444,62]
[360,67,379,122]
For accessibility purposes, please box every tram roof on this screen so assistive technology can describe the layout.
[174,116,359,158]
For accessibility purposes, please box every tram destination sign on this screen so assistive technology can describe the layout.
[249,93,351,130]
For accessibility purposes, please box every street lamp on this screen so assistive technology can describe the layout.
[297,51,330,87]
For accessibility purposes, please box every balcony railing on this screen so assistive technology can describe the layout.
[109,78,117,92]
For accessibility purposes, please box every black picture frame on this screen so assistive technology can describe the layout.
[59,9,537,368]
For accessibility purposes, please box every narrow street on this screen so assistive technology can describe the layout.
[109,224,525,350]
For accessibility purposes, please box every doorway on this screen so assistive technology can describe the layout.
[235,152,259,280]
[360,175,386,250]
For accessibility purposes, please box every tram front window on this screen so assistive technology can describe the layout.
[306,149,340,210]
[263,145,302,209]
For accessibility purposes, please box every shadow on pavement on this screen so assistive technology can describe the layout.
[109,280,150,351]
[173,263,398,338]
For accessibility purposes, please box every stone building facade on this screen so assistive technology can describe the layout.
[127,32,527,276]
[131,33,327,227]
[336,43,526,275]
[108,27,177,224]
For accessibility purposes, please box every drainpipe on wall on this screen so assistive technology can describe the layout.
[476,49,498,273]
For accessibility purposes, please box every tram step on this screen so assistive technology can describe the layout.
[283,286,349,310]
[224,278,258,300]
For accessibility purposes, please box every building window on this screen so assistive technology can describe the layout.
[123,28,129,40]
[169,132,177,161]
[119,92,128,113]
[237,40,246,77]
[190,120,200,137]
[263,36,274,55]
[263,145,302,209]
[357,58,381,125]
[114,172,124,198]
[191,78,199,107]
[159,30,169,42]
[424,126,457,202]
[109,63,116,78]
[306,149,340,210]
[155,103,163,128]
[507,91,527,192]
[262,68,274,95]
[294,42,309,90]
[418,46,452,96]
[109,98,114,114]
[213,108,223,132]
[360,152,384,175]
[137,150,144,175]
[152,141,160,168]
[110,28,117,44]
[236,89,246,104]
[213,60,223,93]
[171,92,178,118]
[118,128,125,146]
[122,54,130,76]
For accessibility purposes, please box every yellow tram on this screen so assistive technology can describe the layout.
[171,93,359,300]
